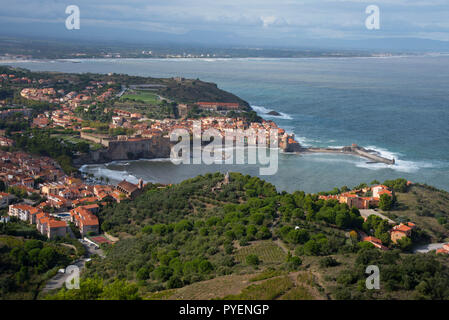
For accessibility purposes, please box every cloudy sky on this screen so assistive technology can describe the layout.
[1,0,448,49]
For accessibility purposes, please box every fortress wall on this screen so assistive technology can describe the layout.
[73,135,172,166]
[106,136,171,160]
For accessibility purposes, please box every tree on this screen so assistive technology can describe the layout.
[287,229,309,244]
[16,266,29,284]
[136,267,150,280]
[38,247,57,270]
[152,266,173,281]
[319,256,339,268]
[198,260,214,274]
[303,239,321,256]
[379,194,393,211]
[246,254,260,266]
[167,275,183,289]
[99,279,141,300]
[24,239,43,252]
[286,254,302,270]
[397,236,413,252]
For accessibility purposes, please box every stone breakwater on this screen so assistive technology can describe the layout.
[303,144,395,165]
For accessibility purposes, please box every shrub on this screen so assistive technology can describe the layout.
[319,256,339,268]
[246,254,260,266]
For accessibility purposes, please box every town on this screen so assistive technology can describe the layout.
[0,148,148,241]
[0,66,301,243]
[0,66,443,252]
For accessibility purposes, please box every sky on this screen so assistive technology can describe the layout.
[1,0,449,50]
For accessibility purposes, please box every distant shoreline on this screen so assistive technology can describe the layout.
[3,53,448,65]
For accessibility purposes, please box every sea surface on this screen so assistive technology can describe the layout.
[3,56,449,193]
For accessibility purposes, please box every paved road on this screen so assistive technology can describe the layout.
[413,243,446,253]
[80,239,105,258]
[42,259,85,292]
[42,240,104,292]
[359,209,396,224]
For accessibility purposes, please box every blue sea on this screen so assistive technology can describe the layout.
[3,55,449,193]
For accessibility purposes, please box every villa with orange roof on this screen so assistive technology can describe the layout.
[362,236,389,251]
[390,223,414,244]
[319,184,392,210]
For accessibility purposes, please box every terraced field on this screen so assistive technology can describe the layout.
[234,240,287,265]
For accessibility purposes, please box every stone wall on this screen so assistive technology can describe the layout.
[73,135,172,165]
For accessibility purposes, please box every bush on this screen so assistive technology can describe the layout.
[319,256,339,268]
[286,256,302,271]
[167,276,183,289]
[246,254,260,266]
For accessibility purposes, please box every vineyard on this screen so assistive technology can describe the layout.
[234,240,287,265]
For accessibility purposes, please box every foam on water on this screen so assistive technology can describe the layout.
[354,146,436,173]
[252,105,293,120]
[80,165,141,184]
[299,144,437,174]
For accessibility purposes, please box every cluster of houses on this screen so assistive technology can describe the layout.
[15,79,117,131]
[319,184,394,210]
[20,88,59,103]
[20,79,116,108]
[360,222,417,250]
[0,147,147,239]
[0,150,65,193]
[0,73,32,85]
[8,204,70,239]
[107,110,299,151]
[6,67,300,154]
[319,184,427,250]
[5,176,146,239]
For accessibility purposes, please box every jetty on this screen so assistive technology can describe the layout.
[302,144,395,165]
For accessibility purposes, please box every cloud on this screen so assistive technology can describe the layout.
[260,16,288,28]
[0,0,448,45]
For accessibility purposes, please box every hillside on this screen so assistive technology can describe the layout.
[157,78,250,109]
[42,173,449,300]
[0,222,81,300]
[0,66,250,109]
[381,184,449,242]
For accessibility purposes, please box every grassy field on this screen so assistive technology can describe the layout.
[222,276,294,300]
[120,90,161,105]
[280,285,315,300]
[249,268,285,282]
[116,90,177,119]
[147,274,257,300]
[144,270,323,300]
[234,240,287,265]
[382,185,449,242]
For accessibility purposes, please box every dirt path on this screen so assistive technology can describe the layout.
[270,212,291,255]
[275,238,290,254]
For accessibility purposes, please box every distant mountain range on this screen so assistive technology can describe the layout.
[1,19,449,56]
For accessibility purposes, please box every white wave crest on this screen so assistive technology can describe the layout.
[251,105,293,120]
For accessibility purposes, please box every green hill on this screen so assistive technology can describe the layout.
[41,174,449,300]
